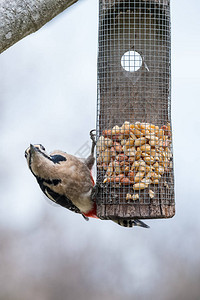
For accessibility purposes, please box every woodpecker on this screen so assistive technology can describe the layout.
[25,130,149,228]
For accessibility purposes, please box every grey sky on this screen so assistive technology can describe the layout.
[0,0,200,295]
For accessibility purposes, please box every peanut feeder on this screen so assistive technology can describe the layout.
[96,0,175,220]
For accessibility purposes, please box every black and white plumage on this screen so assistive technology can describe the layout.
[25,131,149,228]
[25,142,95,219]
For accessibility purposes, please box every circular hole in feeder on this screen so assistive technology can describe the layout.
[121,50,143,72]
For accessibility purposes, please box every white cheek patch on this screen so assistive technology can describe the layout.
[82,189,92,198]
[69,165,76,173]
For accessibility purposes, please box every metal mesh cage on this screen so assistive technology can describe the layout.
[96,0,175,220]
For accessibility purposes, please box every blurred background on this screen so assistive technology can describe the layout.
[0,0,200,299]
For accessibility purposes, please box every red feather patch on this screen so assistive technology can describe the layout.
[90,172,95,186]
[83,202,98,219]
[83,172,98,218]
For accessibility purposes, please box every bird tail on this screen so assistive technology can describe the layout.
[111,218,150,228]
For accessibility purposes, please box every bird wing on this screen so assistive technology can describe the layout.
[37,177,82,215]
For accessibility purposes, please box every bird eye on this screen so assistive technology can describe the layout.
[25,148,30,158]
[40,144,46,151]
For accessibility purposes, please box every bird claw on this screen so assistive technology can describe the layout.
[91,183,101,202]
[82,214,89,221]
[90,129,96,145]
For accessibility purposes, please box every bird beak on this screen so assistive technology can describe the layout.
[25,144,35,158]
[30,144,37,154]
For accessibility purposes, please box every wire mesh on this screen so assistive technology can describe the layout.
[96,0,175,219]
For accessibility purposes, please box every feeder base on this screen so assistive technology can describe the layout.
[97,203,175,220]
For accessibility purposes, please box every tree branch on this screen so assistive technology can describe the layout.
[0,0,79,54]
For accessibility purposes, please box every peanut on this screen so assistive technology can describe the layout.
[97,121,172,193]
[140,144,151,152]
[126,193,133,200]
[133,182,148,190]
[125,138,135,148]
[103,138,113,147]
[134,137,146,146]
[112,125,121,135]
[121,177,132,185]
[149,190,155,199]
[132,194,140,200]
[134,171,145,183]
[131,128,144,137]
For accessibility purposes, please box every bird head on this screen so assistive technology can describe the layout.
[25,144,68,178]
[25,144,51,176]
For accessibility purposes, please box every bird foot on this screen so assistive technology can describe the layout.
[90,129,96,146]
